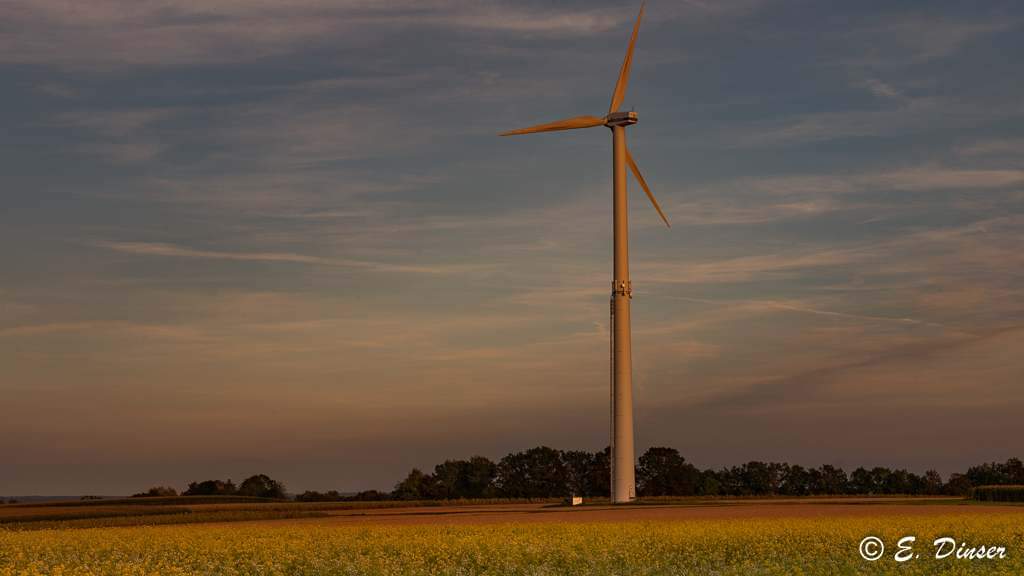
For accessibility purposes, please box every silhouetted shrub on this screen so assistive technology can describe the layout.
[132,486,178,498]
[295,490,344,502]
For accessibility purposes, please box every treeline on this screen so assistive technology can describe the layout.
[132,450,1024,502]
[367,447,1024,500]
[133,474,286,499]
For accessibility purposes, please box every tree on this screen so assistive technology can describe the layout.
[966,458,1024,486]
[906,471,927,495]
[923,470,943,495]
[238,474,286,499]
[698,470,721,496]
[849,467,873,494]
[881,468,910,494]
[1005,458,1024,484]
[392,468,432,500]
[430,460,465,499]
[966,461,1003,486]
[381,447,1024,502]
[295,490,343,502]
[815,465,848,495]
[780,465,811,496]
[495,452,529,498]
[589,447,611,497]
[944,473,972,496]
[183,479,237,496]
[131,486,178,498]
[636,447,700,496]
[868,467,894,494]
[462,456,498,498]
[352,490,389,501]
[425,457,497,499]
[562,450,596,497]
[495,446,568,498]
[740,461,776,495]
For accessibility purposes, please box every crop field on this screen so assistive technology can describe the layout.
[2,500,1024,574]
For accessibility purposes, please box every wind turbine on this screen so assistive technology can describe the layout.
[500,2,668,504]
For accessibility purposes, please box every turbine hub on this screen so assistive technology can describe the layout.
[605,111,638,127]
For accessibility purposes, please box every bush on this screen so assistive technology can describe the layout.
[972,485,1024,502]
[351,490,389,501]
[295,490,344,502]
[132,486,178,498]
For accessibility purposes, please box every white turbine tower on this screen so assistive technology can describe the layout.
[500,2,669,504]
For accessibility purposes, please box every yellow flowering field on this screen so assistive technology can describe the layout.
[2,513,1023,575]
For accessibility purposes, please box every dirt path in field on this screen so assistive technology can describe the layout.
[240,500,1024,527]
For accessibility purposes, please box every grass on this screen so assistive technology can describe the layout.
[2,512,1023,575]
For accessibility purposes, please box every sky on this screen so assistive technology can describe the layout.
[1,0,1023,495]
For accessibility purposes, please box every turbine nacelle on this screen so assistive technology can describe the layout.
[605,111,638,127]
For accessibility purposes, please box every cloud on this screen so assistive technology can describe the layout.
[33,82,79,98]
[54,108,178,163]
[859,78,903,100]
[868,166,1024,191]
[95,240,327,264]
[0,297,36,324]
[684,164,1024,217]
[0,1,632,69]
[637,247,869,285]
[695,327,1024,412]
[56,108,176,137]
[0,0,773,70]
[215,103,425,168]
[83,141,167,164]
[844,15,1013,66]
[957,139,1024,158]
[662,197,843,226]
[722,97,953,147]
[0,321,206,340]
[717,92,1021,149]
[670,296,941,328]
[62,78,441,171]
[92,240,486,275]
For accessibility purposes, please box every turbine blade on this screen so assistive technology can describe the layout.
[626,147,670,228]
[499,115,606,136]
[608,2,645,114]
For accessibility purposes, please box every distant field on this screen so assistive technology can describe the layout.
[0,495,976,530]
[2,506,1024,575]
[0,496,565,530]
[0,498,309,530]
